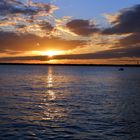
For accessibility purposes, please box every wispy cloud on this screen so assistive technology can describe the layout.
[0,0,58,36]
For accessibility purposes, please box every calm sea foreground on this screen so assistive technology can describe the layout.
[0,65,140,140]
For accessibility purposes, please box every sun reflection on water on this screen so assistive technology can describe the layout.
[39,66,66,121]
[47,67,56,101]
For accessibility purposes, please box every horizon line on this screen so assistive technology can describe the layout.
[0,63,140,67]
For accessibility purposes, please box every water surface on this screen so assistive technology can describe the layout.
[0,65,140,140]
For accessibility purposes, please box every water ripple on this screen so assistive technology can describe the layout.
[0,66,140,140]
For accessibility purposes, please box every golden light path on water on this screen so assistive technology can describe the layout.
[39,66,67,121]
[46,67,56,101]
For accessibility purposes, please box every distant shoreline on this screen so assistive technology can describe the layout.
[0,63,140,67]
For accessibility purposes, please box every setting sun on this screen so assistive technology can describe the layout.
[41,50,65,57]
[46,51,56,57]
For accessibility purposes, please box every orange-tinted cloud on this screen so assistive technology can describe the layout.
[0,31,86,55]
[0,45,139,62]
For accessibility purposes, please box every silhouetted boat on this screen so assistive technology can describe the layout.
[118,68,124,71]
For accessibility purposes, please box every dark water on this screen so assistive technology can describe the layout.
[0,65,140,140]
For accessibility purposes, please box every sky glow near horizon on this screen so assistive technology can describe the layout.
[0,0,140,64]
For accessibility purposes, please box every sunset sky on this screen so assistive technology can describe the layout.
[0,0,140,64]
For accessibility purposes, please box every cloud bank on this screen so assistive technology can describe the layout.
[0,2,140,63]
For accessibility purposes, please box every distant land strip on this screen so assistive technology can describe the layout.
[0,63,140,67]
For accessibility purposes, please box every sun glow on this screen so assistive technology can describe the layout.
[41,50,65,57]
[46,51,57,57]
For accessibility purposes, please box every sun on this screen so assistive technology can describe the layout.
[46,51,56,57]
[33,50,66,57]
[41,50,64,57]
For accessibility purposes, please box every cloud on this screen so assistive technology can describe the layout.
[103,13,120,24]
[0,2,139,63]
[53,46,140,59]
[0,0,56,16]
[39,22,54,33]
[0,0,36,16]
[0,55,48,62]
[15,24,27,29]
[1,45,139,62]
[101,4,140,57]
[0,0,59,37]
[103,5,140,34]
[66,19,100,36]
[0,31,86,55]
[118,33,140,46]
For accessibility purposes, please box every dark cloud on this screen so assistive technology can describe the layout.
[0,31,86,54]
[39,22,54,33]
[0,0,53,16]
[0,31,40,52]
[16,24,27,29]
[8,0,24,5]
[53,46,140,59]
[0,0,36,16]
[0,55,48,62]
[118,33,140,46]
[103,5,140,34]
[102,4,140,56]
[66,19,100,36]
[0,50,22,55]
[16,22,53,33]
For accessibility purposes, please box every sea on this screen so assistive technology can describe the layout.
[0,65,140,140]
